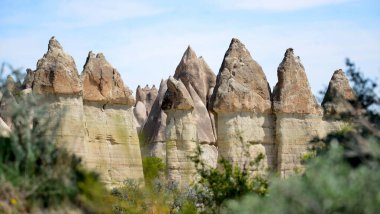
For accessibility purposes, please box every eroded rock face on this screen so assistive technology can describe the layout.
[33,37,82,95]
[23,68,35,89]
[162,77,197,186]
[211,38,271,113]
[273,48,322,115]
[141,79,168,160]
[134,101,148,131]
[25,38,143,186]
[211,38,275,173]
[82,52,134,105]
[134,85,158,130]
[322,69,356,116]
[82,52,143,185]
[174,46,216,105]
[136,85,158,116]
[273,48,324,178]
[162,77,194,111]
[31,37,85,158]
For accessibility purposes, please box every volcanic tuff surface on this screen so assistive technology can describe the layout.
[322,69,356,116]
[211,38,271,113]
[33,37,82,95]
[0,36,356,186]
[273,48,322,114]
[140,79,168,159]
[211,38,275,172]
[17,37,144,186]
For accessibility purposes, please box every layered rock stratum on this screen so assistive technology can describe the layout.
[0,37,355,186]
[19,37,144,186]
[140,79,168,159]
[273,48,324,177]
[162,77,197,186]
[211,38,275,173]
[81,51,143,185]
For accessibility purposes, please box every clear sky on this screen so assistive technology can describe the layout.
[1,0,379,97]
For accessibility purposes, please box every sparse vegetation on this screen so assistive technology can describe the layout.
[0,64,112,213]
[1,57,378,214]
[222,60,380,213]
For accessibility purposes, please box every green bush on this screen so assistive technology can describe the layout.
[190,147,269,214]
[223,142,380,214]
[142,156,165,186]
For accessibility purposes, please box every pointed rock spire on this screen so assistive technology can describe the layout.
[162,77,194,111]
[273,48,322,114]
[174,46,216,105]
[23,68,35,89]
[210,38,271,113]
[322,69,356,115]
[33,37,82,95]
[82,51,134,105]
[142,79,168,144]
[47,36,63,52]
[136,85,145,104]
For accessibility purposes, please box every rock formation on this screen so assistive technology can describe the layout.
[23,68,35,89]
[157,47,218,185]
[321,69,356,136]
[174,46,217,144]
[162,77,197,186]
[273,48,324,177]
[32,37,85,157]
[134,85,158,131]
[174,46,216,105]
[136,85,158,115]
[81,51,143,185]
[140,79,168,159]
[33,37,82,95]
[210,38,275,173]
[0,37,357,186]
[322,69,356,117]
[25,37,143,186]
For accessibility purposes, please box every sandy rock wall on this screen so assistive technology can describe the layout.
[24,37,144,186]
[273,48,324,177]
[210,38,275,173]
[162,77,198,186]
[140,79,168,160]
[81,51,143,185]
[1,36,357,187]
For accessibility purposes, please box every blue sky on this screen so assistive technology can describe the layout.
[1,0,379,96]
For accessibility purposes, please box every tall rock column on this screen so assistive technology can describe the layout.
[210,38,275,173]
[32,37,85,156]
[273,48,323,178]
[173,46,218,169]
[162,77,197,186]
[134,85,158,131]
[141,79,168,160]
[82,52,143,186]
[322,69,356,134]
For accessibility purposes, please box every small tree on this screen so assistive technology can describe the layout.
[190,146,269,214]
